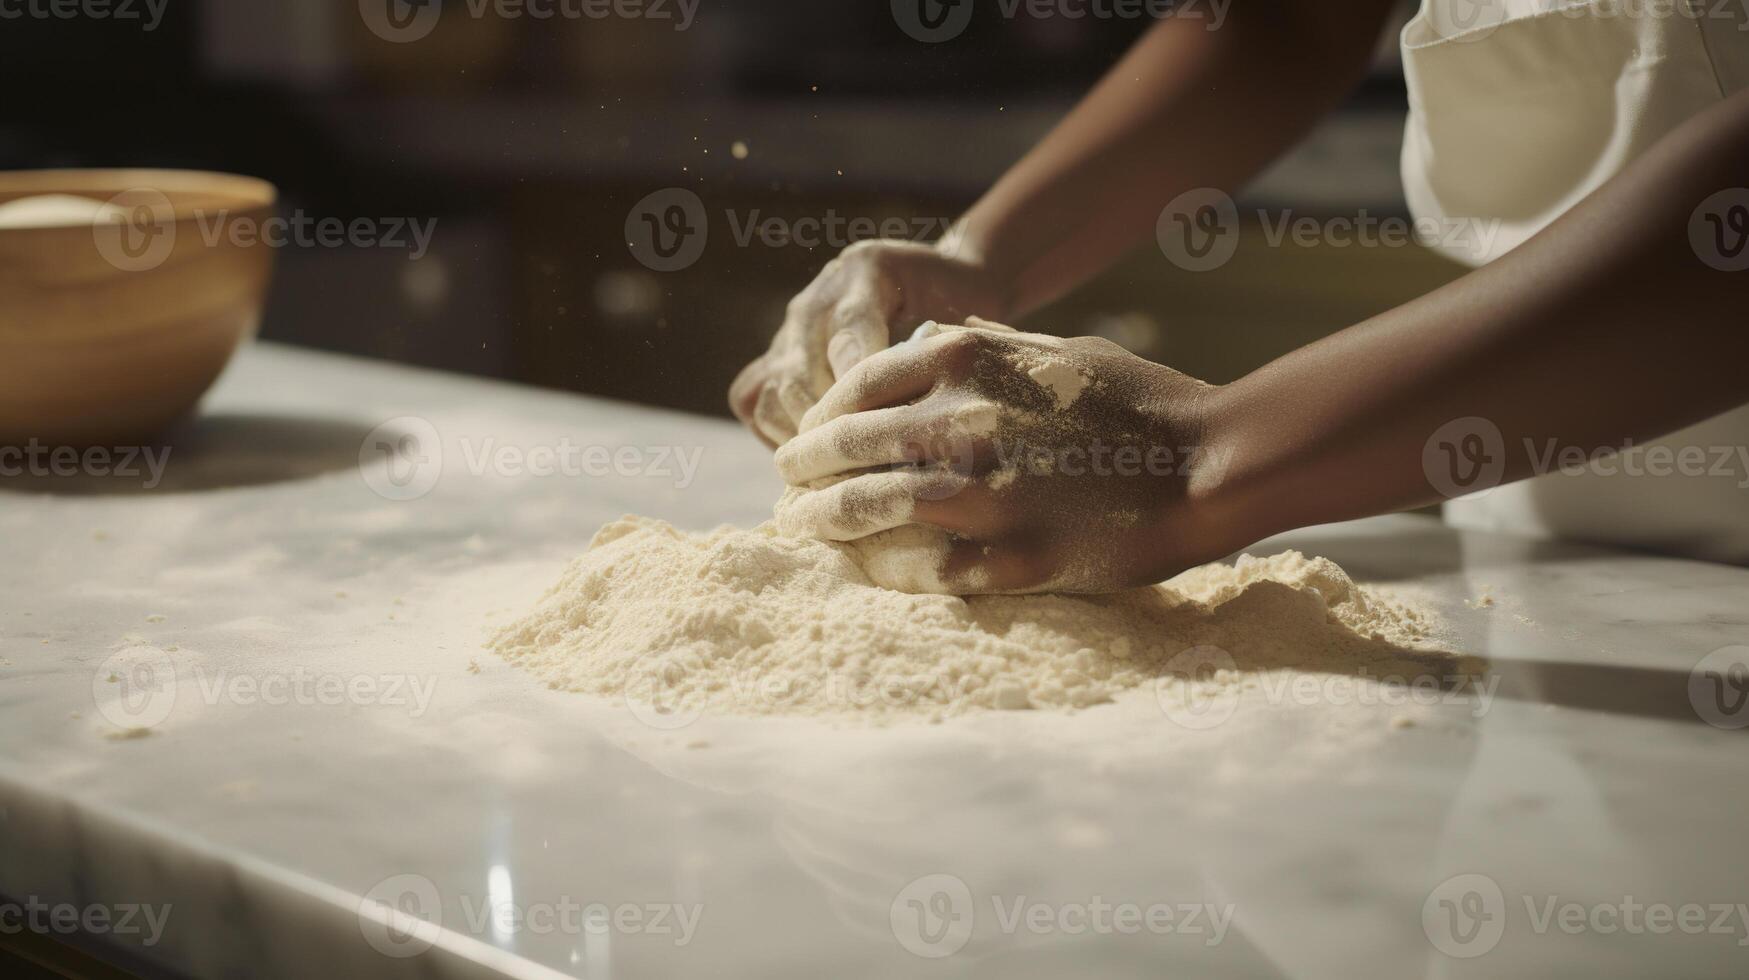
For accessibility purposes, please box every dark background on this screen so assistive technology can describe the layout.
[0,0,1462,417]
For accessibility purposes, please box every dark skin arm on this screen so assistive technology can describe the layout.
[731,2,1398,445]
[787,88,1749,593]
[1199,86,1749,562]
[949,0,1399,314]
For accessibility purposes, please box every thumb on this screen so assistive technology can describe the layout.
[960,315,1020,334]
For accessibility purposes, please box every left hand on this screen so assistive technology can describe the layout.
[773,322,1230,593]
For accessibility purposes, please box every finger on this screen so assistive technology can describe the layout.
[900,320,942,345]
[776,403,927,485]
[777,398,997,486]
[942,536,1053,595]
[827,287,890,379]
[911,480,1008,539]
[753,383,798,447]
[826,329,865,377]
[958,316,1020,334]
[776,378,814,427]
[774,469,973,541]
[798,337,954,433]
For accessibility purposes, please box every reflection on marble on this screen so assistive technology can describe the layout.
[2,343,1747,978]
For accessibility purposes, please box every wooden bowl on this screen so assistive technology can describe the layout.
[0,169,277,447]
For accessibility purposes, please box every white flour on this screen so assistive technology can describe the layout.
[768,324,1099,589]
[490,516,1461,722]
[1014,351,1090,410]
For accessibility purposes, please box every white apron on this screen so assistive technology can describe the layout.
[1401,0,1749,564]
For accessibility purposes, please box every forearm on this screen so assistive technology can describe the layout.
[949,1,1396,318]
[1198,89,1749,548]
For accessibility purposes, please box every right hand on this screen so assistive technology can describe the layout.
[729,238,1010,448]
[773,323,1227,593]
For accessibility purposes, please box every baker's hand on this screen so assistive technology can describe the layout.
[729,239,1009,448]
[773,323,1231,594]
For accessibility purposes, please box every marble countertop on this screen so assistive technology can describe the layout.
[2,343,1746,979]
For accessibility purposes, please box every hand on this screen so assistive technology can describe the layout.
[772,322,1234,594]
[729,239,1010,448]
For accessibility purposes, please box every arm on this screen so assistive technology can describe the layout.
[732,1,1396,444]
[1197,87,1749,555]
[777,90,1749,594]
[951,0,1399,317]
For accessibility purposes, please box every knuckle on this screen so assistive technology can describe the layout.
[826,490,861,525]
[829,422,865,461]
[935,328,989,372]
[831,298,880,330]
[843,239,903,276]
[1067,335,1123,357]
[940,328,983,354]
[754,381,785,418]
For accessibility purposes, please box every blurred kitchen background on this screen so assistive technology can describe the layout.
[0,0,1464,417]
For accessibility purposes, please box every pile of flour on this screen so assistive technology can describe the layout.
[490,516,1452,721]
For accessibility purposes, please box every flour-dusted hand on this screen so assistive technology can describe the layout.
[772,322,1238,594]
[728,239,1010,447]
